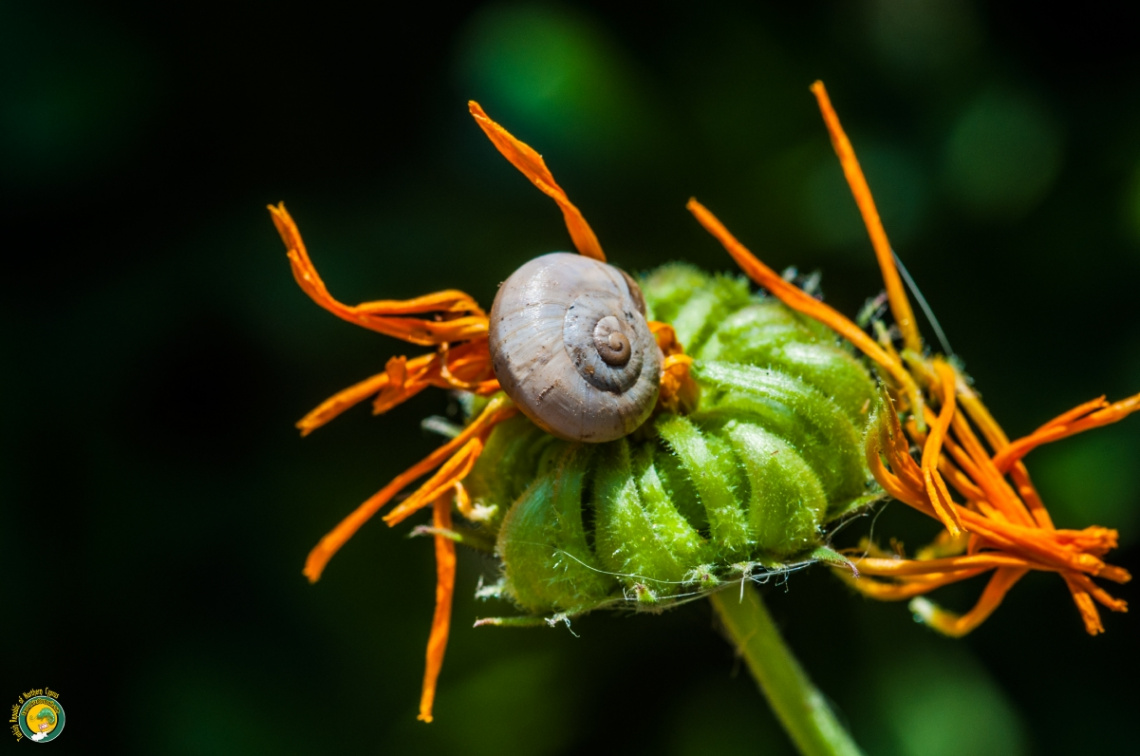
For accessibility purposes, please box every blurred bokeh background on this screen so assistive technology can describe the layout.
[4,1,1139,753]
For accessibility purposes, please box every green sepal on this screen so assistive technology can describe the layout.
[694,360,872,516]
[656,413,753,559]
[594,438,705,589]
[495,444,617,614]
[724,419,829,556]
[808,546,857,573]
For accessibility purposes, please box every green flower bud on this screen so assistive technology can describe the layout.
[469,264,881,617]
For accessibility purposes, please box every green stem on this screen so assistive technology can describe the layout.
[709,583,864,756]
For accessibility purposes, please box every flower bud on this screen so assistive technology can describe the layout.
[470,264,881,617]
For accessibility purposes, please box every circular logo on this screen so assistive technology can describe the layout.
[18,696,65,743]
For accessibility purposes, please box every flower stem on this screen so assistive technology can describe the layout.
[709,584,864,756]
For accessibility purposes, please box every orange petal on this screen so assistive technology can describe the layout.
[383,436,485,527]
[1066,571,1129,612]
[953,510,1106,577]
[303,396,517,582]
[1061,574,1106,635]
[992,391,1140,472]
[810,81,921,354]
[934,448,986,503]
[351,315,488,345]
[297,367,405,437]
[945,411,1035,527]
[874,399,930,506]
[469,101,605,262]
[852,553,1040,577]
[915,528,971,560]
[802,85,1137,637]
[687,199,923,419]
[919,362,964,535]
[436,342,499,392]
[418,491,456,723]
[357,290,485,317]
[865,424,926,510]
[955,385,1057,529]
[374,355,410,406]
[910,567,1028,637]
[840,569,990,600]
[1038,396,1110,431]
[841,576,963,601]
[659,354,699,416]
[648,321,683,356]
[298,342,498,434]
[1052,526,1120,559]
[269,202,487,346]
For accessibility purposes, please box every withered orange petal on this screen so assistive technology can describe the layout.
[911,567,1028,637]
[469,101,605,262]
[303,397,515,582]
[810,81,921,354]
[418,492,456,723]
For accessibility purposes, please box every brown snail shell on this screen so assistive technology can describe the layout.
[488,252,662,442]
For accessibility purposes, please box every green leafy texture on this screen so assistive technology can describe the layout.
[593,439,701,589]
[644,267,753,354]
[695,362,870,517]
[727,421,828,556]
[700,302,877,423]
[495,444,616,614]
[657,414,752,558]
[474,264,880,616]
[464,414,558,525]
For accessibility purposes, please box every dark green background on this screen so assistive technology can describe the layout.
[4,2,1139,754]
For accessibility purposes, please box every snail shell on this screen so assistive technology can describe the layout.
[488,252,662,442]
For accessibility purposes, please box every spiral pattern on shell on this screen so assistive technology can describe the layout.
[488,252,662,443]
